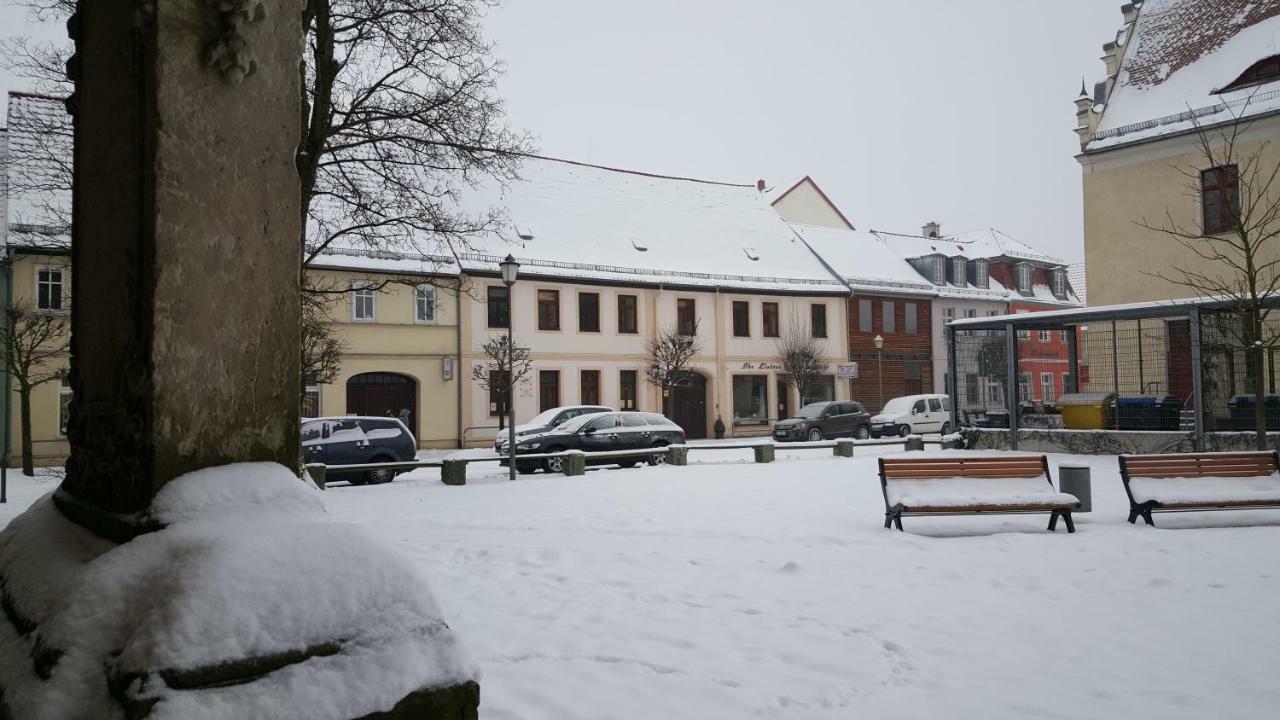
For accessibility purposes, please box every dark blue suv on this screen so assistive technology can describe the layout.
[302,416,417,485]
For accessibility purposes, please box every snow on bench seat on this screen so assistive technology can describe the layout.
[886,476,1079,510]
[1119,451,1280,526]
[1127,475,1280,506]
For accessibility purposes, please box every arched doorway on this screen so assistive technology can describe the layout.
[347,372,417,440]
[669,372,708,439]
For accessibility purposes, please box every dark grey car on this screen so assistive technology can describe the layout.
[772,401,872,442]
[302,416,417,485]
[510,412,686,474]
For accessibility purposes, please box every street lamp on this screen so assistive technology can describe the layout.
[500,254,520,481]
[874,334,884,411]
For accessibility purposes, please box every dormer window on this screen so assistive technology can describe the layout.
[1051,268,1068,300]
[971,259,990,289]
[950,256,967,286]
[931,256,946,285]
[1217,55,1280,94]
[1015,263,1032,294]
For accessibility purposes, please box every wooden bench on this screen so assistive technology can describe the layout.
[879,455,1080,533]
[1118,451,1280,526]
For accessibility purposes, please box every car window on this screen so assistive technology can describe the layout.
[620,414,647,427]
[912,400,927,414]
[643,413,670,426]
[329,419,366,441]
[850,403,865,414]
[839,403,856,415]
[585,415,619,431]
[928,398,943,412]
[301,421,324,442]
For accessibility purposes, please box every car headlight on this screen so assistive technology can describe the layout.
[518,442,541,450]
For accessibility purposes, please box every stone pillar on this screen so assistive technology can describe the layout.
[904,436,925,451]
[753,444,775,463]
[441,459,468,486]
[833,439,854,457]
[563,450,586,476]
[58,0,300,539]
[667,445,689,465]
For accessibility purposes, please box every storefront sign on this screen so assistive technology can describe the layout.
[739,361,784,371]
[837,362,860,379]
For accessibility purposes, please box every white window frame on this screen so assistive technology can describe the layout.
[36,265,68,312]
[1040,372,1055,403]
[951,257,967,285]
[352,285,376,322]
[302,384,321,418]
[973,259,990,289]
[1038,329,1051,343]
[1018,372,1032,402]
[1051,269,1068,299]
[1015,263,1032,293]
[414,284,437,324]
[931,256,946,285]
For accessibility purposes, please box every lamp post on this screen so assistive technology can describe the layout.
[500,254,520,481]
[874,334,884,412]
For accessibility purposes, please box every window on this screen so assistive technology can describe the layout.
[677,298,697,336]
[1014,263,1032,293]
[1018,372,1032,402]
[951,257,967,285]
[732,375,768,424]
[414,284,437,323]
[1062,372,1073,395]
[352,286,376,322]
[972,259,990,289]
[58,375,72,437]
[302,384,321,418]
[811,304,827,338]
[1201,165,1239,235]
[37,267,65,311]
[585,415,618,432]
[802,376,836,406]
[1041,373,1056,403]
[488,369,510,417]
[928,398,943,413]
[1217,55,1280,94]
[620,370,638,411]
[539,370,560,412]
[538,289,560,331]
[578,292,600,333]
[487,286,510,329]
[580,370,600,406]
[905,302,918,334]
[732,301,750,337]
[943,306,955,324]
[762,302,779,337]
[1038,329,1051,343]
[859,299,873,332]
[620,413,647,427]
[882,301,895,333]
[1050,269,1068,300]
[617,294,638,334]
[904,359,922,394]
[1061,329,1071,344]
[931,256,946,285]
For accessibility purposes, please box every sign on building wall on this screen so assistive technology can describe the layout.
[837,362,860,379]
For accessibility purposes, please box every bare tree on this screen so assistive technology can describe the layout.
[2,298,69,476]
[301,280,348,397]
[470,335,532,431]
[643,323,704,417]
[1138,102,1280,449]
[775,313,825,408]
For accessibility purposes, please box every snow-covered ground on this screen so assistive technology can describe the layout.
[4,449,1279,718]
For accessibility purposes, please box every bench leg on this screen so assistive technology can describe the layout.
[885,505,905,532]
[1062,511,1075,534]
[884,512,893,530]
[1127,508,1138,524]
[1047,510,1059,532]
[1134,501,1157,527]
[1142,509,1155,527]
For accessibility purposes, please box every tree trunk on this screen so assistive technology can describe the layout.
[1254,344,1267,450]
[18,383,33,477]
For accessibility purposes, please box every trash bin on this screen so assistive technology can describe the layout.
[1228,394,1280,431]
[1058,463,1091,513]
[1111,395,1181,431]
[1057,392,1115,430]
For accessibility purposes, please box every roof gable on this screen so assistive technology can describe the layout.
[768,176,856,231]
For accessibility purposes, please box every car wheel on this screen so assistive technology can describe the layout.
[855,425,871,440]
[897,424,911,438]
[365,457,397,485]
[617,460,638,469]
[543,448,567,473]
[516,462,538,475]
[648,442,669,466]
[806,428,824,442]
[346,475,368,486]
[941,422,951,435]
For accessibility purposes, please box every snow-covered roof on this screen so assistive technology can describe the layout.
[448,157,849,294]
[1068,263,1088,305]
[787,223,934,294]
[872,228,1067,266]
[1088,0,1280,152]
[2,92,71,248]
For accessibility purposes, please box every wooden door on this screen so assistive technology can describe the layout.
[346,372,418,439]
[1167,320,1192,405]
[670,373,707,439]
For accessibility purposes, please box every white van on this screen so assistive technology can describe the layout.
[869,394,952,437]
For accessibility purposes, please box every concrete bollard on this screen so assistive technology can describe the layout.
[441,458,468,486]
[563,450,586,476]
[940,436,963,450]
[1058,463,1092,512]
[834,439,854,458]
[904,435,925,451]
[304,463,327,490]
[667,445,689,466]
[753,444,775,463]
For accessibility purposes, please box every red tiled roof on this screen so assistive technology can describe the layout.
[1125,0,1280,90]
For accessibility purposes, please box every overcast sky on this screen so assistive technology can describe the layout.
[2,0,1124,262]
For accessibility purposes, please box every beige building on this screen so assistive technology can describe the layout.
[453,158,852,444]
[1077,0,1280,307]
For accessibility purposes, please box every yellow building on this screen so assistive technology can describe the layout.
[1077,0,1280,307]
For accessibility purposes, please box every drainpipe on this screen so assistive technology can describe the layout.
[454,282,463,449]
[2,252,10,503]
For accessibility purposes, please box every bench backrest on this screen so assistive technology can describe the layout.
[879,455,1049,480]
[1120,451,1280,480]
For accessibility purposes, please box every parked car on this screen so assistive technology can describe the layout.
[772,401,872,442]
[509,412,685,474]
[870,394,952,437]
[302,416,417,485]
[494,404,614,452]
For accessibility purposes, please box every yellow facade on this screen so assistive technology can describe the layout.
[3,252,71,467]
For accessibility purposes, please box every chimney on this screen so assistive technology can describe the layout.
[922,221,940,238]
[756,179,766,192]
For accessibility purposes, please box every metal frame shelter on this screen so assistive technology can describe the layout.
[944,295,1280,450]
